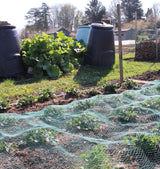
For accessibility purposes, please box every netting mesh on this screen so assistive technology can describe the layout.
[1,81,160,168]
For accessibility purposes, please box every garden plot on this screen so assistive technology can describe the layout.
[1,81,160,168]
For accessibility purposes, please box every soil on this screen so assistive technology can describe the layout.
[2,70,160,115]
[1,70,160,169]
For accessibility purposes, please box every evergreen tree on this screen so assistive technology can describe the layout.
[85,0,106,23]
[121,0,143,22]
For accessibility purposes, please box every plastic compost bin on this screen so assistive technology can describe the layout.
[0,25,24,77]
[85,22,115,68]
[76,25,90,45]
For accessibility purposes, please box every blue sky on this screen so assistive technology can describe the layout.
[0,0,159,30]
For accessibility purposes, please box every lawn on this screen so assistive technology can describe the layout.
[0,52,160,100]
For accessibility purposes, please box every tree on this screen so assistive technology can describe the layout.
[85,0,106,23]
[107,0,121,27]
[25,3,52,32]
[121,0,143,22]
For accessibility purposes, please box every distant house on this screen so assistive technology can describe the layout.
[114,28,135,40]
[46,27,70,38]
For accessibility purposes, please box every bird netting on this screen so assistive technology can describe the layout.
[1,81,160,168]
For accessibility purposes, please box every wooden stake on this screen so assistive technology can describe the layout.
[117,4,123,84]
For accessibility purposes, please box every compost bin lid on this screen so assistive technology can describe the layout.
[0,25,16,30]
[91,22,113,30]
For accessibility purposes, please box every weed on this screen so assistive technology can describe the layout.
[80,144,113,169]
[68,113,100,131]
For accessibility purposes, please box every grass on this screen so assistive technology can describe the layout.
[1,52,160,100]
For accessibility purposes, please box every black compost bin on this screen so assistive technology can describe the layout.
[86,22,115,67]
[0,25,24,77]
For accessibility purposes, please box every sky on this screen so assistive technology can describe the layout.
[0,0,160,30]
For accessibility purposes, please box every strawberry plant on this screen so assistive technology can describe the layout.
[0,99,9,112]
[18,95,36,106]
[124,134,160,155]
[122,79,138,89]
[103,83,118,93]
[23,128,57,145]
[65,87,80,97]
[80,144,113,169]
[68,113,100,131]
[0,116,18,127]
[37,88,55,103]
[85,88,101,96]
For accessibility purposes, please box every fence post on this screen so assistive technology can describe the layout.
[135,11,137,55]
[117,4,123,84]
[154,7,158,61]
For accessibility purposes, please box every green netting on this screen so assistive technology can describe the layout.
[1,81,160,168]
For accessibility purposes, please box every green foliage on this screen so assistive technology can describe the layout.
[117,107,137,123]
[42,107,63,118]
[140,97,160,110]
[22,32,85,78]
[65,87,80,97]
[0,99,9,112]
[137,36,149,42]
[0,141,17,152]
[122,79,138,89]
[23,128,57,145]
[37,88,55,103]
[0,116,18,127]
[103,83,118,93]
[68,113,100,131]
[74,100,95,111]
[124,134,160,154]
[152,123,160,133]
[85,88,101,96]
[80,144,112,169]
[18,95,36,106]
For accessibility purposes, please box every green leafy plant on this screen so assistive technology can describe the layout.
[68,113,100,131]
[124,134,160,154]
[18,95,36,106]
[74,100,95,111]
[42,107,63,119]
[0,99,9,112]
[37,88,55,103]
[65,87,80,97]
[103,83,118,93]
[85,88,101,96]
[122,79,138,89]
[23,128,57,145]
[0,116,18,127]
[118,107,137,123]
[0,141,17,152]
[80,144,112,169]
[22,32,85,78]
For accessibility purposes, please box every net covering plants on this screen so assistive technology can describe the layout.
[1,81,160,168]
